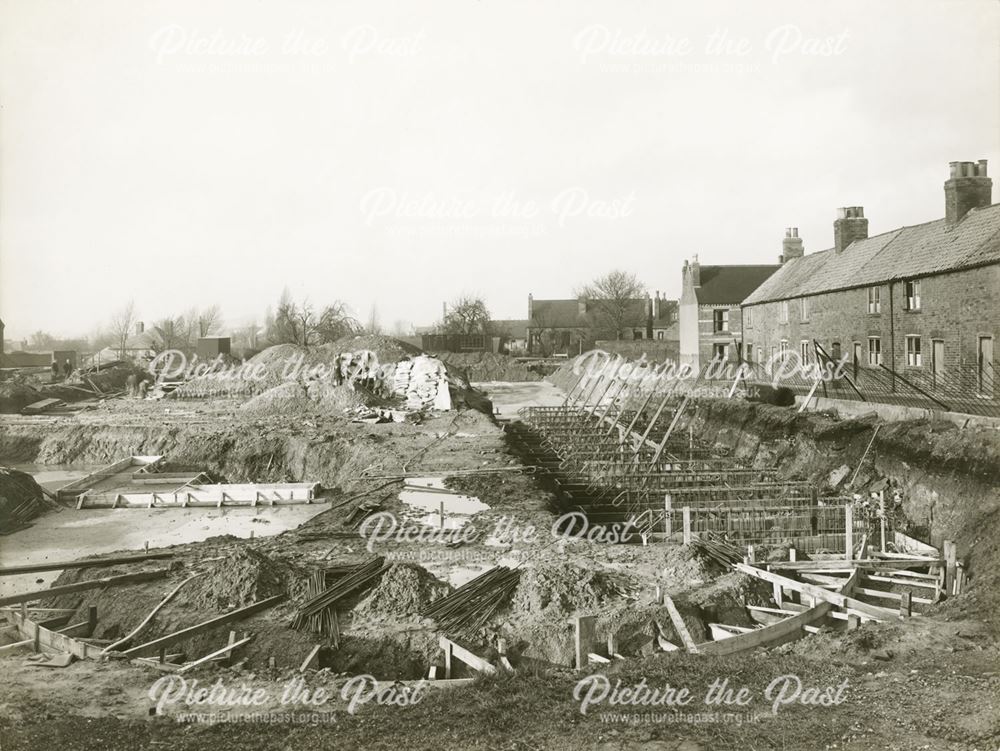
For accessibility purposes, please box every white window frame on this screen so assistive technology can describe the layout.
[867,286,881,314]
[799,340,810,363]
[868,337,882,366]
[713,309,729,333]
[906,335,922,367]
[905,280,922,311]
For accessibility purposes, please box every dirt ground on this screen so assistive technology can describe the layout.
[1,380,999,750]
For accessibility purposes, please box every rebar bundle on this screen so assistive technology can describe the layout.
[293,556,386,631]
[689,535,743,568]
[420,566,521,637]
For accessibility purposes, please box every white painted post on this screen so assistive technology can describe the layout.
[682,507,692,545]
[845,504,854,561]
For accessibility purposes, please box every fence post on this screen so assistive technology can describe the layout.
[943,540,956,595]
[682,507,691,545]
[844,504,854,561]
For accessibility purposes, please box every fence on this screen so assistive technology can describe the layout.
[739,342,1000,418]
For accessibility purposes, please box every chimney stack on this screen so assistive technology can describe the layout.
[945,160,992,225]
[135,321,145,335]
[689,256,701,287]
[528,293,534,321]
[578,296,587,316]
[833,207,868,253]
[653,290,660,318]
[780,227,804,264]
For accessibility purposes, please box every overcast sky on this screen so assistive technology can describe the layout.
[1,0,998,340]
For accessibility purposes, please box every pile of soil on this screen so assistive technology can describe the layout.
[511,562,619,619]
[239,380,376,417]
[182,548,294,611]
[439,352,545,382]
[0,466,46,533]
[329,334,422,364]
[352,564,452,619]
[546,357,582,392]
[0,379,42,413]
[239,381,314,415]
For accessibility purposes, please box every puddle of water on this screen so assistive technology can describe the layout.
[7,463,100,492]
[398,477,490,529]
[0,504,329,598]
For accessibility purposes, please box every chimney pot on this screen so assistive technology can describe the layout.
[945,159,992,224]
[782,226,805,263]
[834,207,868,253]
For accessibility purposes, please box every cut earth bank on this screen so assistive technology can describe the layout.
[0,381,998,751]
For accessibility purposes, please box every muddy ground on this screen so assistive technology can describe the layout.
[0,382,998,750]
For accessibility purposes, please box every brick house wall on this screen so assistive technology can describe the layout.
[741,264,1000,385]
[698,304,743,366]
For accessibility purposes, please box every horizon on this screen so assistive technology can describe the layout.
[2,0,998,340]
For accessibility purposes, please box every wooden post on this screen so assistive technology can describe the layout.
[440,500,446,529]
[846,614,859,631]
[607,632,619,657]
[943,540,956,595]
[789,548,797,562]
[899,591,911,617]
[844,505,854,562]
[878,491,887,552]
[664,493,672,537]
[772,581,783,607]
[33,622,40,652]
[443,640,453,679]
[159,647,166,664]
[573,615,598,670]
[87,605,98,637]
[747,545,755,563]
[663,596,699,654]
[682,507,692,545]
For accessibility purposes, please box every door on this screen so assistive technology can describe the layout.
[852,342,862,378]
[932,340,945,387]
[979,337,995,396]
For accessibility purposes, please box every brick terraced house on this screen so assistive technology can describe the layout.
[679,258,781,372]
[741,160,999,403]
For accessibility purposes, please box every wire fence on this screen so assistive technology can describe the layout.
[735,343,1000,418]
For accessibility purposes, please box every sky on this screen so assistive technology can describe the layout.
[1,0,998,340]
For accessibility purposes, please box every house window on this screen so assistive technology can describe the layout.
[867,286,881,314]
[779,340,789,354]
[868,337,882,366]
[745,307,753,328]
[779,301,789,324]
[712,343,728,361]
[633,330,643,340]
[831,342,842,361]
[906,336,922,366]
[713,309,729,333]
[745,344,754,363]
[799,340,810,362]
[905,280,922,311]
[800,297,809,322]
[656,331,664,340]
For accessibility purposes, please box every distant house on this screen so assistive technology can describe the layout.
[526,292,677,356]
[490,319,530,355]
[121,322,157,360]
[679,258,781,372]
[742,160,999,401]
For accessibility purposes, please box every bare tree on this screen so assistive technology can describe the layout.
[150,315,189,353]
[197,305,223,338]
[109,301,136,359]
[29,330,55,349]
[267,294,361,346]
[441,295,491,335]
[576,270,646,340]
[365,304,382,335]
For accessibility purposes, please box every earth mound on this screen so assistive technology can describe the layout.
[352,563,452,619]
